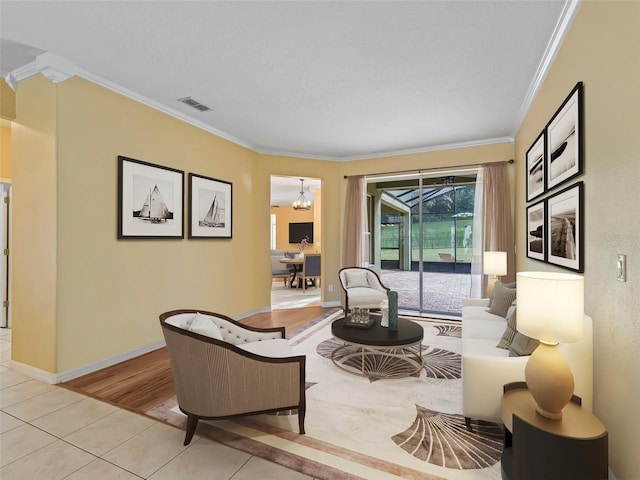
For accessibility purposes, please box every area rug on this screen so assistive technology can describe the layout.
[146,310,503,480]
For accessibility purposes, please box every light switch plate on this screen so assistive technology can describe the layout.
[617,254,627,282]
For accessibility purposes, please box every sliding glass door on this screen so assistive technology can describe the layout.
[368,171,477,316]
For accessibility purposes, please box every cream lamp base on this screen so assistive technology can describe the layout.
[525,342,575,420]
[486,275,499,297]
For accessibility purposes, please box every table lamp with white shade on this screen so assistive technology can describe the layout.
[483,251,507,297]
[516,271,584,420]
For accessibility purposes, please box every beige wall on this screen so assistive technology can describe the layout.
[13,75,262,372]
[12,75,58,372]
[270,205,315,252]
[271,185,321,253]
[1,122,11,179]
[1,80,16,120]
[514,2,639,477]
[1,80,15,179]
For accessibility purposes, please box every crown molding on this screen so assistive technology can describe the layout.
[5,52,75,90]
[75,65,257,152]
[5,52,257,152]
[256,136,515,162]
[329,136,515,162]
[6,53,514,162]
[510,0,582,138]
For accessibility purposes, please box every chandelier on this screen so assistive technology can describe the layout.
[292,178,312,211]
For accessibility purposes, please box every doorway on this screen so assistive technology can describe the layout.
[269,175,322,310]
[368,171,477,316]
[0,183,10,328]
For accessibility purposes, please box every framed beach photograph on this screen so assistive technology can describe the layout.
[546,182,584,272]
[526,131,546,202]
[188,173,232,238]
[527,130,546,202]
[118,156,184,239]
[526,200,546,262]
[546,82,583,191]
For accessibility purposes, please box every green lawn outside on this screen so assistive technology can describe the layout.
[380,219,473,262]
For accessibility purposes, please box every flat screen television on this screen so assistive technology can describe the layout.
[288,222,314,244]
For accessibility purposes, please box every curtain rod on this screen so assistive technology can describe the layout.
[343,159,514,179]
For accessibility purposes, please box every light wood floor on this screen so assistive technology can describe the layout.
[61,306,335,414]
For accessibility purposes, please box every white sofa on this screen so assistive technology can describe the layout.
[462,297,593,424]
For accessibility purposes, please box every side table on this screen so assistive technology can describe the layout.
[501,382,608,480]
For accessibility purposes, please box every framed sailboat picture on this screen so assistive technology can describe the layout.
[188,173,232,238]
[118,156,184,239]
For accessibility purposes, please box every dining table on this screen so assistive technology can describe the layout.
[279,256,305,288]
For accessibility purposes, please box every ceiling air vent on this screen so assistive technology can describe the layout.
[177,96,211,112]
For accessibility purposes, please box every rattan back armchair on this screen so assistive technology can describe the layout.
[160,309,306,445]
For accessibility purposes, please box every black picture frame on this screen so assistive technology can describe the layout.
[188,173,233,239]
[526,200,546,263]
[117,156,184,239]
[526,130,546,202]
[546,82,584,191]
[546,182,584,272]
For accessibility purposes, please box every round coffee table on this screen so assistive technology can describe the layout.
[330,315,424,378]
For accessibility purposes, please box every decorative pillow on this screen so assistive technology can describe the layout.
[496,304,517,349]
[165,313,197,330]
[189,312,224,340]
[346,270,369,288]
[487,282,517,317]
[508,332,540,357]
[488,281,516,306]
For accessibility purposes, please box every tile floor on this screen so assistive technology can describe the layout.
[380,270,470,315]
[271,269,470,316]
[0,327,317,480]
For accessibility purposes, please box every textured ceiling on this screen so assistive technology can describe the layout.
[1,1,571,160]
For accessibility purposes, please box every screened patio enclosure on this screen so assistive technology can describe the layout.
[367,173,477,316]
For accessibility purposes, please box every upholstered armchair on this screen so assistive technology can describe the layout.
[338,267,390,314]
[159,309,306,445]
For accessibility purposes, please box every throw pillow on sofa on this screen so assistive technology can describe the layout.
[487,282,517,317]
[488,281,516,306]
[496,304,517,349]
[508,332,540,356]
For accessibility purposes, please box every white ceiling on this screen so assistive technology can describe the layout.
[1,0,575,163]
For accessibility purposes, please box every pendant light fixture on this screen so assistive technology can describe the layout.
[292,178,312,211]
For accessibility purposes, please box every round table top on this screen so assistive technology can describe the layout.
[331,315,424,347]
[501,384,606,439]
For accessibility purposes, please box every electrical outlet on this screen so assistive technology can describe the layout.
[328,284,334,292]
[616,254,626,282]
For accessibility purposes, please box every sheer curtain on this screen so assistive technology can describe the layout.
[470,168,485,298]
[470,162,515,297]
[342,175,368,268]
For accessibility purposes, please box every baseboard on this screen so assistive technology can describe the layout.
[322,300,341,308]
[7,360,59,384]
[8,340,166,384]
[235,306,271,319]
[609,469,617,480]
[10,305,339,385]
